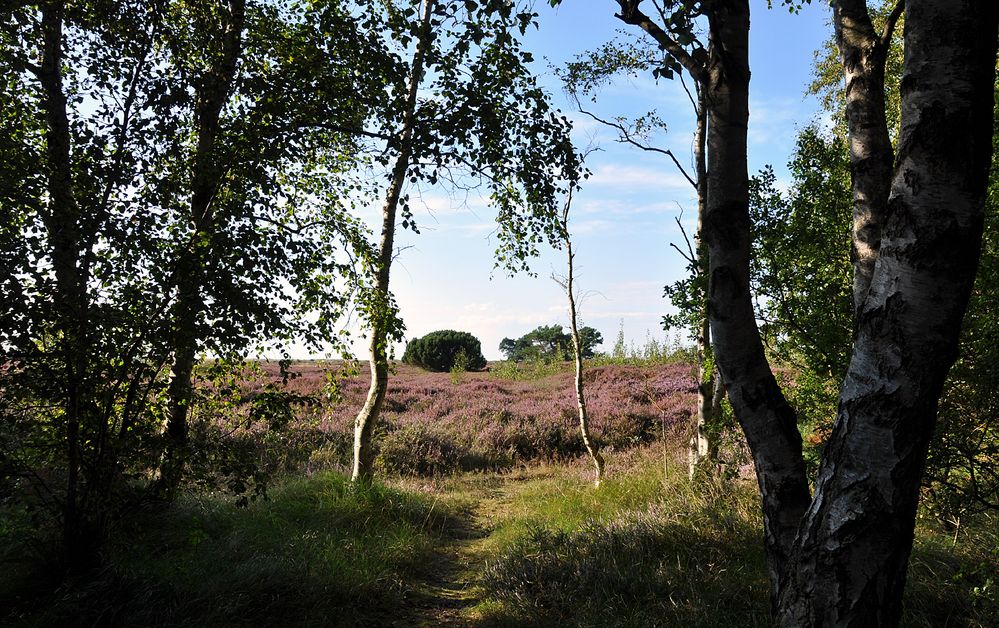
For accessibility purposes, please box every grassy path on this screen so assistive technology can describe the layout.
[399,473,530,626]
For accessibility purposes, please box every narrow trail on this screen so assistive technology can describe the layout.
[397,473,535,627]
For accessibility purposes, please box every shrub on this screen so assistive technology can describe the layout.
[376,425,466,476]
[402,330,487,372]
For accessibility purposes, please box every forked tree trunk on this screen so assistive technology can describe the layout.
[777,1,998,624]
[351,0,435,482]
[560,202,604,487]
[613,0,995,620]
[156,0,245,499]
[832,0,901,315]
[699,2,811,607]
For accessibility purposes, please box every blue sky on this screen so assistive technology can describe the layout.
[350,0,834,361]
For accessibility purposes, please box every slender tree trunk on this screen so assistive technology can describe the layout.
[37,0,93,569]
[700,0,811,608]
[156,0,245,499]
[832,0,900,316]
[707,367,725,463]
[352,0,435,482]
[561,203,604,487]
[778,2,998,624]
[690,84,714,478]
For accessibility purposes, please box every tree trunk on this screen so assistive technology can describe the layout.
[777,2,998,624]
[832,0,899,316]
[700,0,811,608]
[37,0,94,570]
[351,0,435,482]
[561,205,604,487]
[708,366,725,463]
[690,83,714,478]
[156,0,245,499]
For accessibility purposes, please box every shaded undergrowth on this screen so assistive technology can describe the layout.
[1,472,466,627]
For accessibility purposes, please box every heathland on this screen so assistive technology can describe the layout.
[2,359,995,627]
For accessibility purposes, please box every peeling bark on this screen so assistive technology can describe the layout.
[351,0,435,482]
[778,1,998,624]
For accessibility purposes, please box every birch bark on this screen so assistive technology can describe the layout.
[698,2,811,606]
[832,0,901,314]
[351,0,435,482]
[690,84,713,478]
[778,1,998,623]
[559,193,605,487]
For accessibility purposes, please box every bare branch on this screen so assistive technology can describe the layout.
[679,70,699,116]
[574,99,697,189]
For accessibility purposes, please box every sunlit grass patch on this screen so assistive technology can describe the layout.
[476,450,769,627]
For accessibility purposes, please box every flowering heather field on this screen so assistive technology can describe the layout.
[234,361,699,477]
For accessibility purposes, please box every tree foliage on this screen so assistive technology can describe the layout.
[0,0,392,565]
[402,330,487,372]
[499,324,602,361]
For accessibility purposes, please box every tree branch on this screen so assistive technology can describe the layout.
[672,213,697,265]
[614,0,704,82]
[879,0,905,49]
[574,101,697,189]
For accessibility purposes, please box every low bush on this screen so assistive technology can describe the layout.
[377,425,466,476]
[402,330,487,372]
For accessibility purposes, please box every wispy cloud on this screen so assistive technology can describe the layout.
[586,164,693,192]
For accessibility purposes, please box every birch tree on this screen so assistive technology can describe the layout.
[349,0,579,481]
[777,1,998,622]
[1,0,385,566]
[151,0,383,498]
[571,0,997,620]
[560,41,723,477]
[553,188,605,487]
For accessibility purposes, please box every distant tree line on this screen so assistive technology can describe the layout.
[499,324,602,361]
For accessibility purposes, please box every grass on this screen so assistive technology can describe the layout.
[469,448,771,627]
[462,447,998,628]
[2,472,466,627]
[2,355,996,626]
[3,450,997,627]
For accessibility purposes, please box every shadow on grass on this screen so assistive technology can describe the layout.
[479,498,770,628]
[2,472,464,627]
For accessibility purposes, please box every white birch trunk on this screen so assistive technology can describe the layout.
[689,83,713,478]
[778,1,998,623]
[561,205,604,487]
[351,0,435,482]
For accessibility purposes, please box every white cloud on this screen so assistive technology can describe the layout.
[586,163,693,192]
